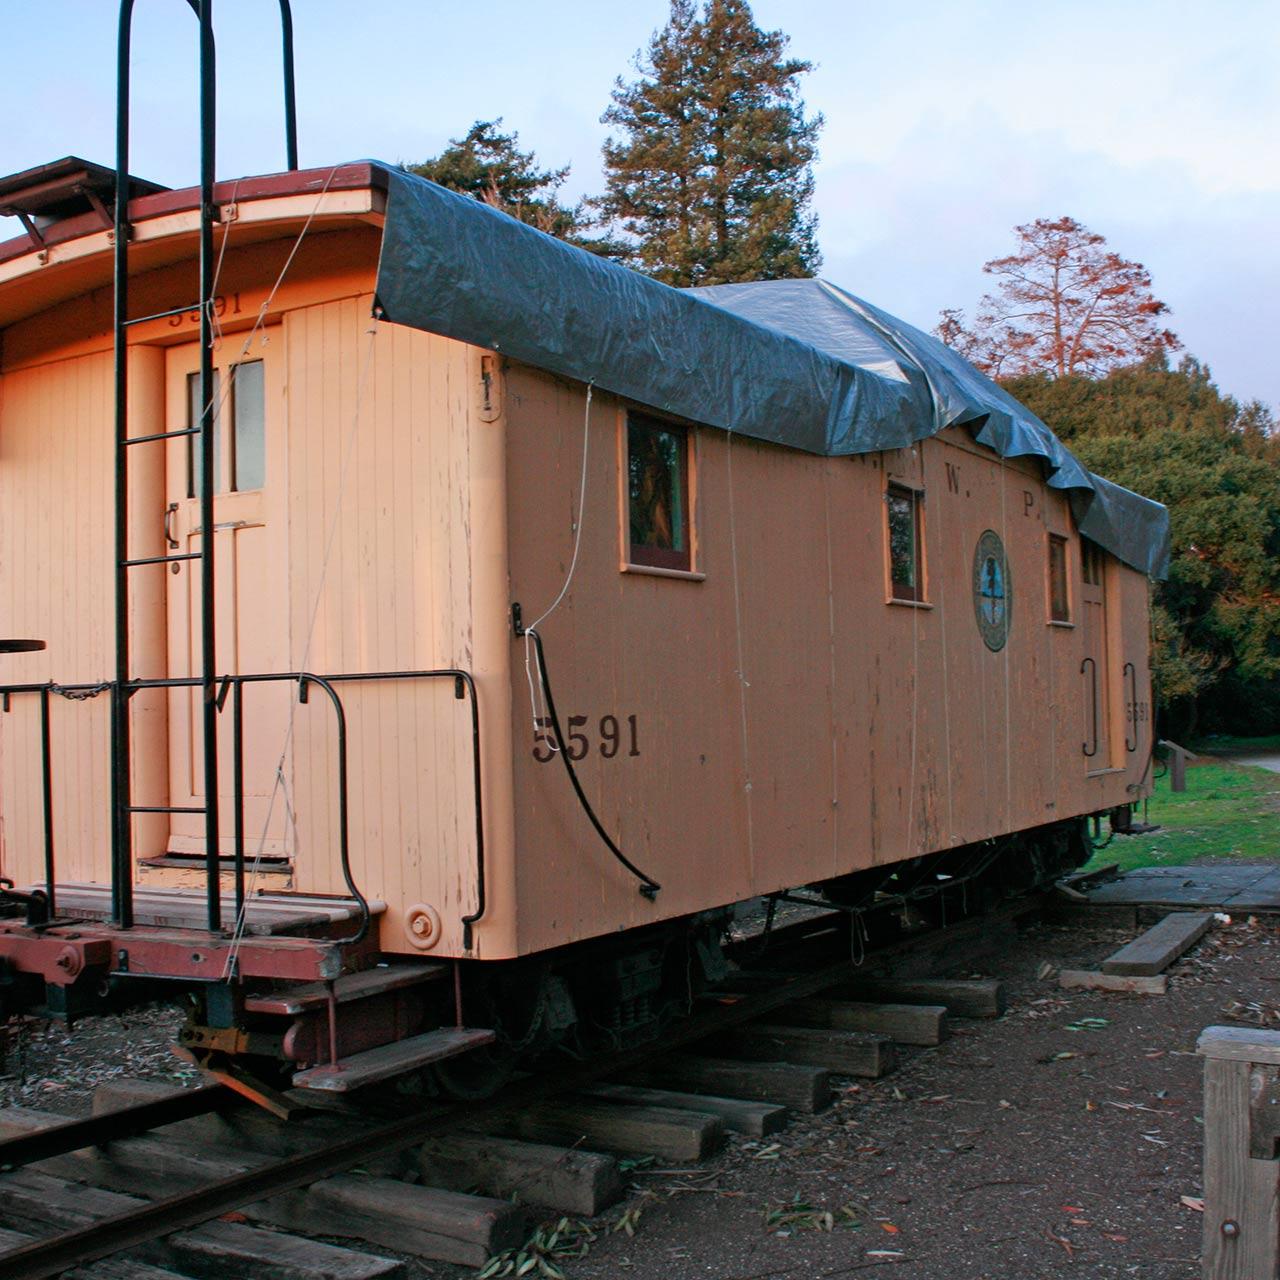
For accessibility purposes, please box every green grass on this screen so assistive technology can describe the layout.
[1084,758,1280,874]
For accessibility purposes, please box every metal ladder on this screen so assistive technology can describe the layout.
[110,0,299,932]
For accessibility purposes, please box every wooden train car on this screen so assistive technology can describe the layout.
[0,152,1168,1087]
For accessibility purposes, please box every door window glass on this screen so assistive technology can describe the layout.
[231,360,265,491]
[187,370,222,497]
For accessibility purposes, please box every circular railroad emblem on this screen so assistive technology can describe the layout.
[973,529,1011,651]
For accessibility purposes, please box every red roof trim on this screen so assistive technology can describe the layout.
[0,162,387,267]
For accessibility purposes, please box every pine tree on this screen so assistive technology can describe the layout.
[408,120,587,241]
[595,0,822,286]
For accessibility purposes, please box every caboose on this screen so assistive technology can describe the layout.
[0,22,1167,1095]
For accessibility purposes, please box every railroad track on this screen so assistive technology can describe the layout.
[0,895,1043,1280]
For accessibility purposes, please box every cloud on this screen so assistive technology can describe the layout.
[811,105,1280,409]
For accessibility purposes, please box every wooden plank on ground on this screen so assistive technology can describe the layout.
[622,1056,831,1113]
[826,977,1007,1018]
[0,1168,405,1280]
[708,1025,895,1078]
[776,998,949,1046]
[585,1083,788,1137]
[1058,969,1168,995]
[1100,911,1213,976]
[412,1132,623,1216]
[497,1098,723,1162]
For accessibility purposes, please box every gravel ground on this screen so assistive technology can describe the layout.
[470,910,1272,1280]
[0,1003,191,1115]
[2,909,1275,1279]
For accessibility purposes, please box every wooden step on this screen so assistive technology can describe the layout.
[245,962,448,1016]
[292,1027,495,1092]
[1100,911,1214,976]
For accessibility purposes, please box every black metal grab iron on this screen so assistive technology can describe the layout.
[112,0,299,935]
[1081,656,1099,758]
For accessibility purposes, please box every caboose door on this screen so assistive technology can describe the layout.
[1080,539,1112,770]
[163,336,290,858]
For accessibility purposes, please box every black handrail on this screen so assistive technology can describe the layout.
[1081,656,1099,758]
[0,668,485,952]
[1122,661,1138,754]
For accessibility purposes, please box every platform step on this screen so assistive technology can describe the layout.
[245,962,449,1016]
[40,883,385,937]
[292,1028,495,1093]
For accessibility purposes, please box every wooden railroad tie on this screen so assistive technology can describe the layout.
[622,1055,832,1113]
[704,1024,896,1078]
[98,1076,626,1223]
[0,1166,406,1280]
[772,997,949,1046]
[0,1098,521,1271]
[823,977,1008,1019]
[493,1096,724,1163]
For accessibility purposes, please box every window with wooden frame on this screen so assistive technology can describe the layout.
[1048,533,1071,623]
[1081,538,1105,587]
[886,483,924,601]
[626,411,692,572]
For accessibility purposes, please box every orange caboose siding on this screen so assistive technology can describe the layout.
[499,364,1152,955]
[0,170,1154,968]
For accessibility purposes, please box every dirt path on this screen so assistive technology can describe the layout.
[1224,753,1280,774]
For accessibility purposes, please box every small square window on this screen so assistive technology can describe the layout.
[627,413,691,572]
[1048,534,1070,622]
[886,483,924,601]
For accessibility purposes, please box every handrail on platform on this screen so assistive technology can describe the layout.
[0,668,486,952]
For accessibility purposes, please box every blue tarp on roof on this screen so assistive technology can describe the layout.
[373,165,1169,578]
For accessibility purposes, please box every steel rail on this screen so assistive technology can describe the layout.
[0,1084,229,1170]
[0,893,1045,1280]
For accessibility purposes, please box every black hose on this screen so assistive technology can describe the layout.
[524,627,661,900]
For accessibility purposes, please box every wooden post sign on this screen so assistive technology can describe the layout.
[1198,1025,1280,1278]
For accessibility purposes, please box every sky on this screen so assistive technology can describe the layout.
[3,0,1277,410]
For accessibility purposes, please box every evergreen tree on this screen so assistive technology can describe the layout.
[595,0,822,286]
[408,120,587,241]
[1006,359,1280,735]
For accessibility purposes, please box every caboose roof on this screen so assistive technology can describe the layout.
[0,159,1169,577]
[374,166,1168,578]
